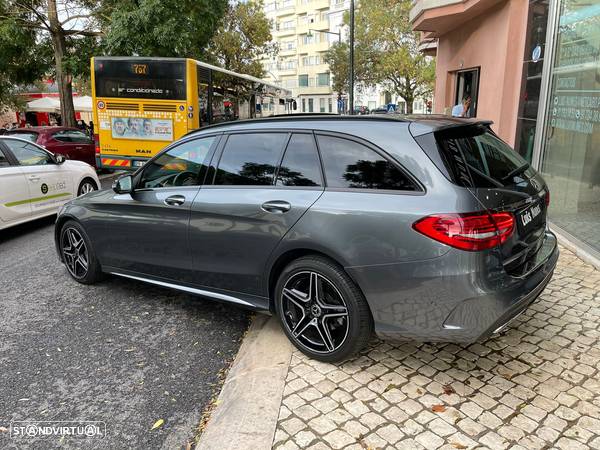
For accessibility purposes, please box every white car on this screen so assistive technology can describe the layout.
[0,136,100,231]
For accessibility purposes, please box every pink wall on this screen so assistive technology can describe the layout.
[433,0,529,146]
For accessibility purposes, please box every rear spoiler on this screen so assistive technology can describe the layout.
[409,119,494,138]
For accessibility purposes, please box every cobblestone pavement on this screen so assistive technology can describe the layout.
[272,247,600,450]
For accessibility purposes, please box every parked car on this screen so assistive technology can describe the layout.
[353,106,370,115]
[5,127,96,168]
[0,136,99,231]
[371,106,389,114]
[55,115,558,362]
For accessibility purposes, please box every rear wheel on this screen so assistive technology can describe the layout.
[77,178,97,196]
[60,220,103,284]
[275,256,372,362]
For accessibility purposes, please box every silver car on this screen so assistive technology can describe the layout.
[55,115,558,362]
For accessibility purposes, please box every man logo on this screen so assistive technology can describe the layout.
[41,183,49,195]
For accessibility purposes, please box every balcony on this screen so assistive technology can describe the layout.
[273,26,297,37]
[298,40,330,53]
[410,0,503,37]
[296,0,330,15]
[278,46,298,57]
[297,85,332,95]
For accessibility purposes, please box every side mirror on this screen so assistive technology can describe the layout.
[54,154,66,164]
[112,174,134,194]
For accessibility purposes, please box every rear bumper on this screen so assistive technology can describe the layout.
[347,231,559,343]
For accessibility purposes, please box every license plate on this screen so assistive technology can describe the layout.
[133,160,146,167]
[517,201,543,233]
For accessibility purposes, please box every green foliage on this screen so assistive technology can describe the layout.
[324,41,350,96]
[327,0,435,112]
[205,1,276,98]
[103,0,227,57]
[0,3,51,111]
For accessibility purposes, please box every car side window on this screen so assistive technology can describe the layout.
[316,135,417,191]
[4,140,53,166]
[276,134,322,187]
[139,136,216,188]
[51,131,71,142]
[0,148,10,167]
[214,133,287,186]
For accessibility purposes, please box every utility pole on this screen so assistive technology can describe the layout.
[349,0,355,115]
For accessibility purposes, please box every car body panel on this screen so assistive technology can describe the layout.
[6,127,96,168]
[0,137,99,231]
[55,115,559,343]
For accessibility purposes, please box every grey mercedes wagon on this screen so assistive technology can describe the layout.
[55,115,558,362]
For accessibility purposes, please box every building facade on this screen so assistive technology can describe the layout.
[261,0,432,114]
[411,0,600,263]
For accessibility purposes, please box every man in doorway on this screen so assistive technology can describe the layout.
[452,95,472,118]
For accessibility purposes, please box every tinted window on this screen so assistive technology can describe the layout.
[215,133,287,186]
[5,131,38,142]
[4,140,53,165]
[52,130,92,143]
[434,125,529,188]
[140,137,215,188]
[276,134,322,187]
[0,148,10,167]
[317,135,417,191]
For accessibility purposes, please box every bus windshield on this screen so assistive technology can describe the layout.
[94,59,187,100]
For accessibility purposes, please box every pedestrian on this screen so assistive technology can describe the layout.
[452,95,472,118]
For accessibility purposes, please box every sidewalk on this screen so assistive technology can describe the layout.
[200,246,600,450]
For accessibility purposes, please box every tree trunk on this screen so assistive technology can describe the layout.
[47,0,76,127]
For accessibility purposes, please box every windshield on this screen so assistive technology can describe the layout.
[434,125,529,188]
[6,131,38,142]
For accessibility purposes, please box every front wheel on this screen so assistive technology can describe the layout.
[275,256,373,362]
[60,220,103,284]
[77,178,97,196]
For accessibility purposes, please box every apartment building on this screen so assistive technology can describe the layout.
[261,0,433,115]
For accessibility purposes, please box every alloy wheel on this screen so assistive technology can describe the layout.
[62,227,89,279]
[79,182,95,196]
[281,271,350,354]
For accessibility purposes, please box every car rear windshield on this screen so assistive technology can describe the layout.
[5,131,38,142]
[423,125,529,189]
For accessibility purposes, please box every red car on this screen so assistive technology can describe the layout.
[5,127,96,168]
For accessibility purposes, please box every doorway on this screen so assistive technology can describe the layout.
[455,68,480,118]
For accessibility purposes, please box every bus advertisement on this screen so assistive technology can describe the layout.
[91,57,291,170]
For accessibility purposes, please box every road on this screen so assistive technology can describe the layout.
[0,175,250,449]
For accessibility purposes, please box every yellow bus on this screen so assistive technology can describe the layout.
[91,57,291,170]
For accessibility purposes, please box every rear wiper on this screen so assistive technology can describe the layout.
[501,163,530,182]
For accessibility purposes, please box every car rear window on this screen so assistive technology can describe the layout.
[420,125,529,189]
[5,131,38,142]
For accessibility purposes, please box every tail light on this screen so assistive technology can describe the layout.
[413,212,515,251]
[94,133,100,154]
[545,190,550,207]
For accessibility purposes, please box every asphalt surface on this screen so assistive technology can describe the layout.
[0,175,250,449]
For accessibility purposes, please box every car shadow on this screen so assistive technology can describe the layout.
[0,215,56,244]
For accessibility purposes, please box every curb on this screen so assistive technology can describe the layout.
[196,315,292,450]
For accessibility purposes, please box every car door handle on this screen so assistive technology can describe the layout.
[261,200,291,213]
[164,195,186,206]
[28,175,41,182]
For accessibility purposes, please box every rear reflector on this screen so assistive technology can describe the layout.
[545,190,550,207]
[413,211,515,251]
[94,134,100,154]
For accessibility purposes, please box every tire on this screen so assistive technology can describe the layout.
[77,178,97,197]
[59,220,103,284]
[275,256,373,363]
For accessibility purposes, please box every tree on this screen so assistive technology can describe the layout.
[325,0,435,113]
[205,0,277,115]
[0,0,102,126]
[0,0,228,125]
[0,6,50,113]
[102,0,227,57]
[324,41,350,98]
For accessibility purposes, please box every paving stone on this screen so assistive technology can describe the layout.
[415,430,444,449]
[272,248,600,450]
